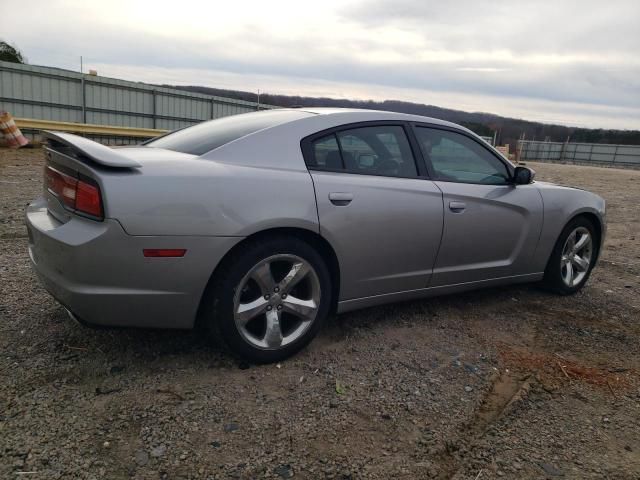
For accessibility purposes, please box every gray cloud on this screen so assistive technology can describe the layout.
[341,0,640,54]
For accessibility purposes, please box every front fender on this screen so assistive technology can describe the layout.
[532,183,606,272]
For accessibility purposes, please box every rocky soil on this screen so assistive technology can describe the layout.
[1,149,639,479]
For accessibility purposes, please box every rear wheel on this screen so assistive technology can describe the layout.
[543,217,598,295]
[206,236,331,363]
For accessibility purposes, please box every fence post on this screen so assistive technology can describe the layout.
[152,90,157,129]
[521,141,528,162]
[211,98,215,119]
[81,75,87,124]
[612,145,618,166]
[589,144,594,165]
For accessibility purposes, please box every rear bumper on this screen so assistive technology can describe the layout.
[26,197,240,329]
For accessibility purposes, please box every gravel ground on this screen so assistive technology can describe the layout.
[1,148,639,480]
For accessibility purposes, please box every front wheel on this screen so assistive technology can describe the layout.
[206,236,331,363]
[543,217,598,295]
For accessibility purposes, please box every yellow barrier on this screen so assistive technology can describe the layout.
[14,118,168,138]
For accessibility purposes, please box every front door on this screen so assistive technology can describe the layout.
[413,125,543,286]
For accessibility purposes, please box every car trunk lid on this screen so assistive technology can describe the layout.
[42,131,186,223]
[42,131,202,225]
[42,131,143,168]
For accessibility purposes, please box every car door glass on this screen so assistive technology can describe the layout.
[312,134,342,169]
[415,127,510,185]
[336,126,418,177]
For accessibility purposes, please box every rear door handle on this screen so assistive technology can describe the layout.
[329,192,353,206]
[449,201,466,213]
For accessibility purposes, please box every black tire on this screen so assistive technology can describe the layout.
[543,216,598,295]
[203,235,332,363]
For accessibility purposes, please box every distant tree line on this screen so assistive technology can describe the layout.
[172,85,640,147]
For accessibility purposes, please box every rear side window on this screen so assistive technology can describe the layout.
[147,110,312,155]
[309,125,418,178]
[313,135,342,169]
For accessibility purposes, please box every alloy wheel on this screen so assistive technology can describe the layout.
[233,254,321,350]
[560,226,593,287]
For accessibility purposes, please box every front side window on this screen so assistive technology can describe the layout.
[310,125,418,178]
[415,127,510,185]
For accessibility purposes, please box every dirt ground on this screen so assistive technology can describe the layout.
[1,148,639,480]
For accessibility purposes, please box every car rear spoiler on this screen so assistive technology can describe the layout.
[42,130,142,168]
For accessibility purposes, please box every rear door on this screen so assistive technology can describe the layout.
[302,122,444,301]
[412,125,543,286]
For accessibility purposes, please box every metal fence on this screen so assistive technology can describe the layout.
[479,135,494,145]
[0,61,273,143]
[518,140,640,168]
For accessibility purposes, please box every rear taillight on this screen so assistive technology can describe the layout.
[76,181,102,217]
[45,165,77,210]
[45,165,103,220]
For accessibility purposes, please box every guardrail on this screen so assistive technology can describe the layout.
[15,118,168,138]
[14,118,167,145]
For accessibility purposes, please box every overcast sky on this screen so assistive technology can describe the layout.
[2,0,639,129]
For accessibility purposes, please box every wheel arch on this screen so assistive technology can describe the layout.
[542,209,604,276]
[195,227,341,328]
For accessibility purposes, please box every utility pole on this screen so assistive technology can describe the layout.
[80,56,83,73]
[257,89,261,110]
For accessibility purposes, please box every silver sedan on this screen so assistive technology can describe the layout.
[26,108,606,362]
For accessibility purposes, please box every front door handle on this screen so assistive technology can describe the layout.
[449,201,466,213]
[329,192,353,206]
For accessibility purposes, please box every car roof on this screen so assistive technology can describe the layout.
[200,106,485,171]
[292,107,463,130]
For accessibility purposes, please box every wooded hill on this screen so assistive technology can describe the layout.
[172,85,640,147]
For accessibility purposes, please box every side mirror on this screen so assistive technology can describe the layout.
[513,166,535,185]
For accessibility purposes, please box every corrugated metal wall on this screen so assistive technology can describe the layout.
[0,61,273,132]
[518,140,640,168]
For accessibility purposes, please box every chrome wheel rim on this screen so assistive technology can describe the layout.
[561,227,593,287]
[233,254,321,350]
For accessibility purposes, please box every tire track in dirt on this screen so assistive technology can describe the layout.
[431,371,536,479]
[431,295,639,479]
[427,317,541,479]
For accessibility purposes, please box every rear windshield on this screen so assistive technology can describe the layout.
[146,109,312,155]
